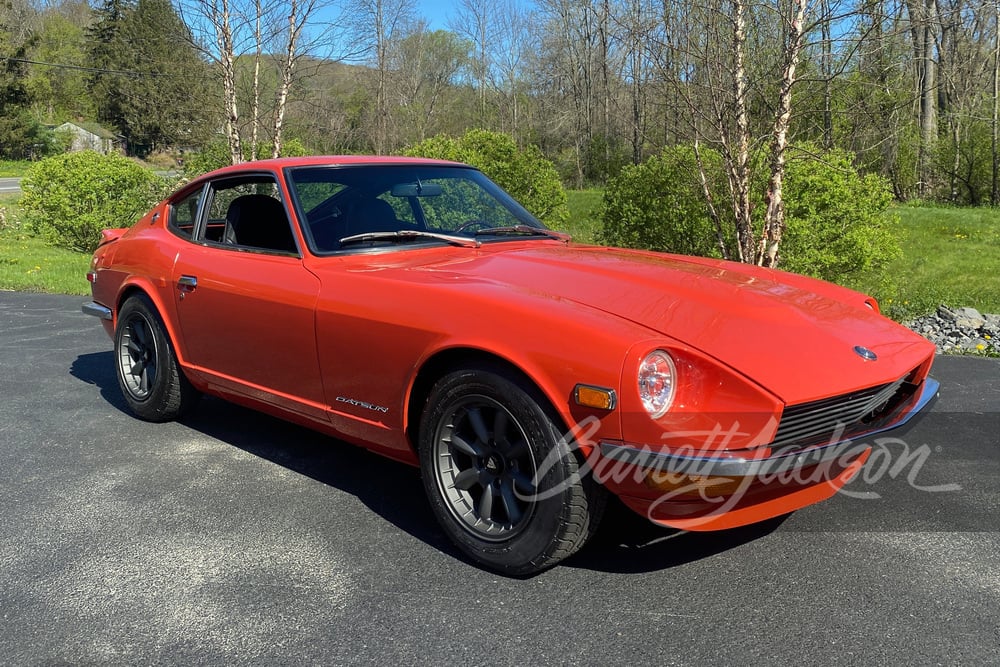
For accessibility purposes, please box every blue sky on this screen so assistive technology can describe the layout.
[416,0,451,30]
[415,0,534,30]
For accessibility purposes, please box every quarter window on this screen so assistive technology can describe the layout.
[169,188,202,240]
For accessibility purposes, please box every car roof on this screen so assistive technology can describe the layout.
[202,155,469,179]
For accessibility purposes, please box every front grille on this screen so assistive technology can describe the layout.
[771,372,919,454]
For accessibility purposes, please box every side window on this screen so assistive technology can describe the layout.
[201,177,298,254]
[169,189,202,240]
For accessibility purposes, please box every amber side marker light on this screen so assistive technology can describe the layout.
[574,384,617,410]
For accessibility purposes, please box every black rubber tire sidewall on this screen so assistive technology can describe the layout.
[419,368,592,575]
[114,294,198,422]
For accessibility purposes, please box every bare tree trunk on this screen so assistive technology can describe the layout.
[908,0,938,196]
[250,0,262,161]
[600,0,610,166]
[272,0,306,159]
[758,0,807,268]
[993,0,999,205]
[731,0,753,264]
[376,0,387,153]
[216,0,242,164]
[821,0,833,149]
[693,138,730,260]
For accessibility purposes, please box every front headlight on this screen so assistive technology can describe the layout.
[638,350,677,418]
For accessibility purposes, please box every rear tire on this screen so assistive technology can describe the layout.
[419,367,605,575]
[114,294,199,422]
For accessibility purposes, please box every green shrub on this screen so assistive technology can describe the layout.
[182,139,231,178]
[405,129,569,227]
[597,145,727,257]
[780,147,901,285]
[597,144,901,291]
[20,151,167,253]
[183,137,313,179]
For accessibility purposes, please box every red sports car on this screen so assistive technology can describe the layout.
[84,156,938,574]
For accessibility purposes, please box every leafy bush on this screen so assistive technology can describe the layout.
[405,129,569,227]
[780,147,901,285]
[183,137,313,179]
[20,151,167,252]
[597,144,901,290]
[597,145,727,257]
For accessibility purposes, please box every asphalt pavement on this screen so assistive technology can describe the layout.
[1,291,998,665]
[0,178,21,195]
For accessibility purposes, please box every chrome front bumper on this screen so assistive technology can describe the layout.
[600,377,940,478]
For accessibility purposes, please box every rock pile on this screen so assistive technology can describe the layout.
[905,306,1000,354]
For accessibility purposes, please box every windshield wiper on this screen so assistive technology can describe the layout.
[339,230,480,248]
[473,225,571,241]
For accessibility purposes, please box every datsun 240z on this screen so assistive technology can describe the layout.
[83,156,939,574]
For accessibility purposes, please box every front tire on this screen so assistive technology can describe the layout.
[419,368,604,575]
[114,294,199,422]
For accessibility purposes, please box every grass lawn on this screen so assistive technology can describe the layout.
[0,231,91,296]
[0,160,31,177]
[0,194,91,296]
[561,189,604,244]
[886,205,1000,320]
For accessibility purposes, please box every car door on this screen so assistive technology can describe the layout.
[170,173,326,421]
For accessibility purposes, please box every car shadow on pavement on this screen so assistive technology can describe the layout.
[71,350,784,575]
[564,500,787,574]
[70,351,131,414]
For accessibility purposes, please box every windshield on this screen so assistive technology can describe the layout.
[285,165,548,253]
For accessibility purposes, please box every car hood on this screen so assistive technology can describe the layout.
[414,244,932,404]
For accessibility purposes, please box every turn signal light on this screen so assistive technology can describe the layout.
[574,384,617,410]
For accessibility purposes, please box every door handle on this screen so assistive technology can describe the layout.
[177,275,198,295]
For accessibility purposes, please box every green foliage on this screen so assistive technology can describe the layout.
[597,144,901,290]
[182,139,231,178]
[933,120,993,205]
[20,151,167,252]
[780,147,901,285]
[274,137,310,158]
[25,6,94,121]
[183,137,313,179]
[87,0,217,153]
[0,107,59,159]
[596,145,727,257]
[550,134,631,188]
[405,129,569,226]
[0,8,52,160]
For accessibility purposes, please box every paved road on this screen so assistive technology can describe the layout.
[1,291,998,665]
[0,177,21,194]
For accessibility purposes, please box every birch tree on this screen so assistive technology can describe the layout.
[180,0,352,164]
